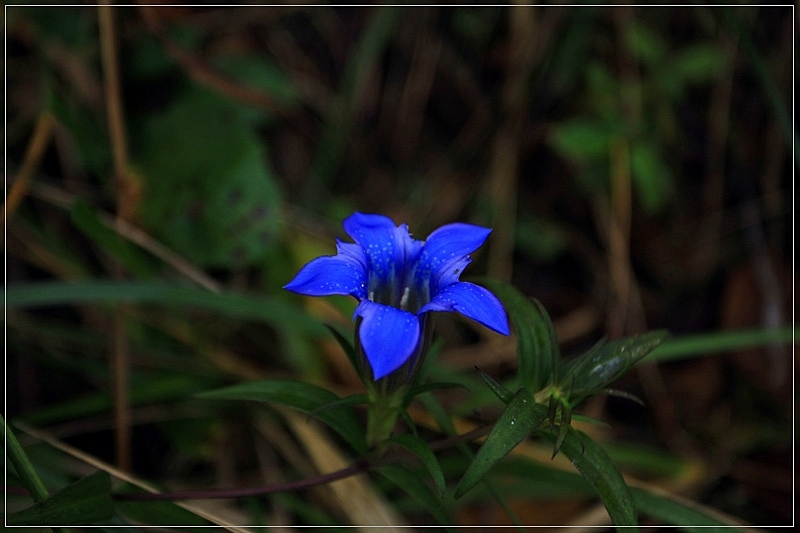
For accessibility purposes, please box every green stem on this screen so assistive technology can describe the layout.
[4,416,71,533]
[365,385,408,452]
[4,415,50,503]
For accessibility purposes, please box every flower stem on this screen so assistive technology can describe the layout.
[365,384,408,452]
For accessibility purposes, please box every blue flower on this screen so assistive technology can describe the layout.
[284,212,510,380]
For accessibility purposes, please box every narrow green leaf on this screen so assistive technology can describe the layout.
[561,330,668,403]
[198,379,367,454]
[642,327,796,364]
[631,486,737,531]
[308,394,368,421]
[3,416,50,503]
[377,464,450,524]
[549,428,638,529]
[475,366,514,404]
[390,433,446,497]
[324,324,360,375]
[552,406,572,458]
[6,280,327,337]
[479,279,560,393]
[417,393,523,525]
[455,388,548,498]
[492,456,595,499]
[9,471,113,526]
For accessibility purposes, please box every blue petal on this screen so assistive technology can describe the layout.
[284,254,367,299]
[415,223,491,283]
[420,281,510,335]
[430,255,472,294]
[355,300,421,379]
[343,212,421,284]
[343,213,399,283]
[336,239,368,268]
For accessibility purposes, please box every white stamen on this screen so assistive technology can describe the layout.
[400,287,410,309]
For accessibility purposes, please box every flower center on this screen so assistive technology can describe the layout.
[367,261,429,313]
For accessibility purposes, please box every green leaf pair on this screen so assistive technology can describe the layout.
[458,281,669,530]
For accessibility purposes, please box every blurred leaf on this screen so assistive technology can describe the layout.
[549,428,638,529]
[70,200,157,277]
[135,88,281,268]
[19,374,213,426]
[657,43,728,101]
[670,44,728,84]
[22,6,95,48]
[630,487,735,531]
[6,280,327,337]
[515,216,568,262]
[9,471,113,526]
[560,331,668,404]
[643,327,796,364]
[215,54,297,108]
[199,379,367,454]
[549,118,610,162]
[605,442,692,479]
[47,88,110,176]
[390,433,446,497]
[629,141,673,213]
[13,208,92,278]
[158,417,218,461]
[127,33,174,79]
[377,464,450,524]
[480,279,559,393]
[308,393,368,421]
[625,22,666,66]
[586,63,619,120]
[455,389,548,498]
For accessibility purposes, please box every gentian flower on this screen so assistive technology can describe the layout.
[284,212,510,382]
